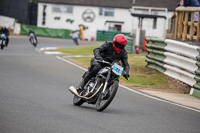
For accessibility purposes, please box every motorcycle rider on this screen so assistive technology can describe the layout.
[28,28,38,43]
[0,26,10,46]
[77,34,130,90]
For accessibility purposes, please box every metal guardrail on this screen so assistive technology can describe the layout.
[146,37,200,98]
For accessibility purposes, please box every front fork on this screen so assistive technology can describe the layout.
[102,70,111,94]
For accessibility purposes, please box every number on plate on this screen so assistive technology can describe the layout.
[112,63,124,76]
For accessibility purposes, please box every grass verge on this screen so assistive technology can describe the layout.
[48,45,171,90]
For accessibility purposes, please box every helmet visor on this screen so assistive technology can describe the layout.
[115,42,125,50]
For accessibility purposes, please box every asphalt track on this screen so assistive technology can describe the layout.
[0,36,200,133]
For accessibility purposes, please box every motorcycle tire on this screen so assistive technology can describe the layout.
[5,38,8,47]
[30,39,33,45]
[73,89,84,106]
[33,43,37,47]
[1,43,4,50]
[95,80,118,112]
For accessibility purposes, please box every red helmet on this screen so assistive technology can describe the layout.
[113,34,127,53]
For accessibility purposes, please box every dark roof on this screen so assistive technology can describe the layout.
[132,0,180,11]
[38,0,184,11]
[38,0,133,8]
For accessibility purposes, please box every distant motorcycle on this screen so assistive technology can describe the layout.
[0,34,6,50]
[69,59,129,112]
[29,33,37,47]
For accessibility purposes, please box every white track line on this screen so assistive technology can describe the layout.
[36,47,42,54]
[56,56,87,71]
[56,56,200,113]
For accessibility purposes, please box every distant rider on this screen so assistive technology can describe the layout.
[77,34,130,90]
[28,29,38,43]
[0,26,10,46]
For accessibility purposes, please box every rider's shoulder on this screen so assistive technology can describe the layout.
[100,41,112,46]
[106,41,112,44]
[103,41,112,46]
[122,49,128,55]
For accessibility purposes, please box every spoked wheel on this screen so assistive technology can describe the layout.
[73,89,85,106]
[96,80,118,112]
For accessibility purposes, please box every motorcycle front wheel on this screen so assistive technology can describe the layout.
[33,42,37,47]
[96,80,118,112]
[1,43,4,50]
[73,89,84,106]
[31,38,37,47]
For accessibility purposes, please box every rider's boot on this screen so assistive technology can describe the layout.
[77,71,92,91]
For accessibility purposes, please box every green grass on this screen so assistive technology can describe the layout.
[55,46,98,55]
[53,46,169,87]
[72,57,92,66]
[119,54,169,86]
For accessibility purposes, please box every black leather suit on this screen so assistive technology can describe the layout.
[79,41,130,89]
[28,30,38,41]
[0,27,9,45]
[0,28,9,36]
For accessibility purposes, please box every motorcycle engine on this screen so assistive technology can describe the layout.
[84,80,95,97]
[88,81,95,92]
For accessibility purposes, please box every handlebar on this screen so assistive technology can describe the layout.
[123,71,129,80]
[95,59,129,80]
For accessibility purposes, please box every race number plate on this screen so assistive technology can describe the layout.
[112,63,124,76]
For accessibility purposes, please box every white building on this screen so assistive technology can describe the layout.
[37,0,178,42]
[131,0,179,38]
[130,0,178,46]
[37,0,133,41]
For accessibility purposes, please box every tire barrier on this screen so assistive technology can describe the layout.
[146,37,200,98]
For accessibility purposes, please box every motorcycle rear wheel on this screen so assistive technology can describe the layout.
[96,80,118,112]
[5,38,8,47]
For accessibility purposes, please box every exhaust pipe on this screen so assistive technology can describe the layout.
[69,83,103,100]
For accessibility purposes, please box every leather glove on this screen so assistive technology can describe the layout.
[123,72,129,80]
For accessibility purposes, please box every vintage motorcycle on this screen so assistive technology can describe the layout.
[29,33,37,47]
[69,59,129,112]
[0,34,6,50]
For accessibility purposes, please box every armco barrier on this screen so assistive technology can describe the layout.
[20,24,72,39]
[146,37,200,98]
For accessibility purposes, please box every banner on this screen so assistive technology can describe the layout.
[20,24,72,39]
